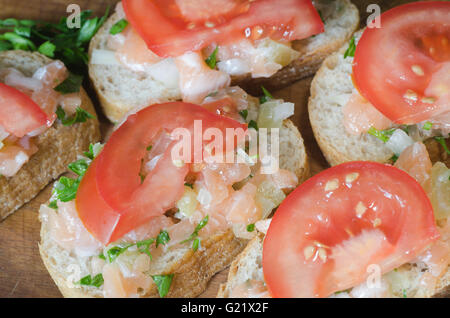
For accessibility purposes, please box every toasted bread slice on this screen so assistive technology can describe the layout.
[88,0,359,123]
[39,112,309,298]
[0,51,100,220]
[218,232,450,298]
[308,30,449,167]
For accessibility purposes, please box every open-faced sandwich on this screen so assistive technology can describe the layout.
[0,50,100,220]
[309,1,449,167]
[38,86,309,297]
[88,0,359,122]
[219,159,450,298]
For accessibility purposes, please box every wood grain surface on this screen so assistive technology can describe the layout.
[0,0,424,298]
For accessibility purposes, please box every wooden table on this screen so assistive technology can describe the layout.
[0,0,422,298]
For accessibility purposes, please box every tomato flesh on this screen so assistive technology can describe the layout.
[0,83,48,137]
[122,0,324,57]
[263,162,439,298]
[353,1,450,124]
[76,102,247,244]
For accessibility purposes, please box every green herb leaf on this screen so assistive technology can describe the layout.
[390,154,399,163]
[110,19,129,35]
[136,238,155,259]
[205,47,219,69]
[146,145,153,151]
[2,32,36,50]
[259,86,273,104]
[78,273,104,288]
[239,109,248,121]
[0,40,13,51]
[98,253,106,261]
[367,127,395,143]
[248,120,258,131]
[48,200,58,209]
[14,26,31,37]
[181,215,209,246]
[77,17,99,44]
[435,136,450,155]
[38,41,56,58]
[53,176,80,202]
[344,36,356,59]
[155,230,170,248]
[68,159,89,177]
[246,224,255,232]
[83,143,104,160]
[184,183,194,189]
[56,106,94,126]
[192,238,200,252]
[151,274,174,298]
[423,122,433,131]
[402,289,407,298]
[106,244,133,263]
[54,73,83,94]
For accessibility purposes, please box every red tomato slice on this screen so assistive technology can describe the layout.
[76,102,247,244]
[122,0,324,57]
[0,83,48,137]
[263,161,439,298]
[353,1,450,124]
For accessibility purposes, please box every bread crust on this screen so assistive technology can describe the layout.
[0,51,101,220]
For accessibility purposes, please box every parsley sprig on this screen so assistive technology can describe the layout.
[344,36,356,59]
[77,273,104,288]
[50,143,103,206]
[205,47,219,69]
[101,230,171,262]
[55,106,94,126]
[0,8,109,72]
[151,274,174,298]
[181,215,209,251]
[368,127,395,143]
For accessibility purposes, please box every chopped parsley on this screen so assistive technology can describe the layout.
[184,183,194,189]
[48,200,58,209]
[246,224,255,232]
[192,238,200,252]
[344,36,356,59]
[0,9,109,71]
[146,145,153,151]
[104,230,170,262]
[402,289,407,298]
[56,106,94,126]
[205,46,219,69]
[83,143,104,160]
[259,86,273,104]
[51,143,102,204]
[435,136,450,155]
[109,18,128,35]
[181,215,209,251]
[239,109,248,121]
[423,122,433,131]
[151,274,174,298]
[390,154,399,163]
[155,230,170,248]
[78,273,104,288]
[248,120,259,131]
[54,73,83,94]
[367,127,395,143]
[38,41,56,58]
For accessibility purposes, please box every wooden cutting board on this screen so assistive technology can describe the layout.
[0,0,421,298]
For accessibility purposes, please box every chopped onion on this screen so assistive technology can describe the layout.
[147,58,180,90]
[257,100,294,129]
[217,58,250,76]
[91,49,121,65]
[5,68,42,92]
[385,129,414,156]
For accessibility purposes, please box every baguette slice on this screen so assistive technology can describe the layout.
[309,30,450,167]
[88,0,359,123]
[0,51,100,220]
[218,232,450,298]
[39,113,309,298]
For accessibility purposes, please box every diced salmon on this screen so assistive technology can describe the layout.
[394,142,432,187]
[342,90,393,135]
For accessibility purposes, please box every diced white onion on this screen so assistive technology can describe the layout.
[147,58,180,90]
[217,59,251,76]
[197,188,212,207]
[90,49,121,65]
[273,102,295,122]
[385,129,414,156]
[5,69,42,92]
